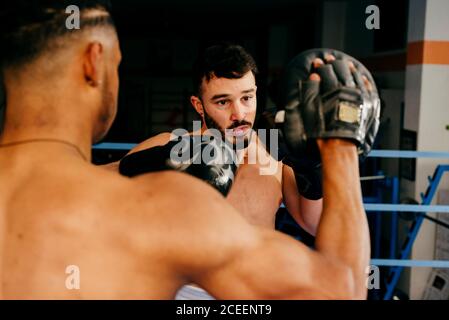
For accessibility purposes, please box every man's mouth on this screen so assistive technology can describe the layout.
[230,125,250,137]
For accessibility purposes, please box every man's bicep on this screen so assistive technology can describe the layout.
[193,229,342,299]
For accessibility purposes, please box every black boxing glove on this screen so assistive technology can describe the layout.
[277,48,381,161]
[119,135,238,196]
[260,111,322,200]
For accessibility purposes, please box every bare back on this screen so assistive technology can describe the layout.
[0,141,369,300]
[0,149,163,298]
[0,146,248,299]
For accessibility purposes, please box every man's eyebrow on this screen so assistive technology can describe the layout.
[211,94,230,101]
[210,88,256,101]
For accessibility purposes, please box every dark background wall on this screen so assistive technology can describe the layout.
[0,0,409,145]
[105,0,320,142]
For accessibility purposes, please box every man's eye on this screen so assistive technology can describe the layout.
[242,96,253,101]
[217,100,228,106]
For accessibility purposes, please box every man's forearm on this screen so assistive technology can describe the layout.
[298,196,322,236]
[314,139,370,298]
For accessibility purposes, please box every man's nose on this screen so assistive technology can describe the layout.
[230,102,245,121]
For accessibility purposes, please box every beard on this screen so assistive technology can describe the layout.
[203,111,253,150]
[92,76,118,144]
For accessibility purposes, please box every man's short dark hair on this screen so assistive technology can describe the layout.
[0,0,115,71]
[193,43,258,97]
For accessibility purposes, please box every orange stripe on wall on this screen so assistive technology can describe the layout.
[407,41,449,65]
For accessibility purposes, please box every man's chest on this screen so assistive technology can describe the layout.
[226,162,283,228]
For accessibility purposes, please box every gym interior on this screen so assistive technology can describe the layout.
[1,0,449,300]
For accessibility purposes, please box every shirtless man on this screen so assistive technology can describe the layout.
[115,43,380,299]
[118,44,324,234]
[0,0,374,299]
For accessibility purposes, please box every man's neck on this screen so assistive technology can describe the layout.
[0,102,94,163]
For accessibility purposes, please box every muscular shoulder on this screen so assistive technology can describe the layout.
[128,172,259,273]
[51,166,266,289]
[98,133,173,172]
[127,132,172,155]
[72,165,224,227]
[80,168,243,233]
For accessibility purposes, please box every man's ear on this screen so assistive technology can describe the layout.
[190,95,204,117]
[83,42,104,87]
